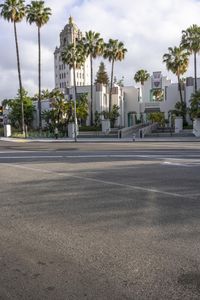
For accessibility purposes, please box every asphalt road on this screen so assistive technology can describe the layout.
[0,140,200,300]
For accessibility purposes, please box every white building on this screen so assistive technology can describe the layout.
[36,72,198,131]
[54,17,91,92]
[64,71,192,128]
[52,18,198,131]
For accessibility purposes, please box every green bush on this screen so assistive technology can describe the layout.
[183,124,193,129]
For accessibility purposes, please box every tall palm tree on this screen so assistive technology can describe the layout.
[0,0,26,134]
[104,39,127,113]
[163,46,189,105]
[134,69,150,86]
[181,24,200,92]
[134,69,150,102]
[82,31,104,125]
[26,0,51,130]
[61,42,86,142]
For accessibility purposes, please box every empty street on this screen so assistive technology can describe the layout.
[0,140,200,300]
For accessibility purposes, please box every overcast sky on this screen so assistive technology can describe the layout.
[0,0,200,100]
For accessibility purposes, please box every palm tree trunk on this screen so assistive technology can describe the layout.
[194,52,197,92]
[14,21,25,135]
[177,74,183,104]
[73,65,77,142]
[109,59,114,114]
[178,74,186,123]
[90,55,93,125]
[38,26,42,130]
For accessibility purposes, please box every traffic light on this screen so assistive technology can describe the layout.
[0,106,3,116]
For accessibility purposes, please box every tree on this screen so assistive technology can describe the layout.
[61,42,86,141]
[170,101,187,122]
[7,89,35,129]
[101,104,120,127]
[163,46,189,105]
[109,104,120,127]
[134,69,150,86]
[82,31,104,125]
[181,24,200,92]
[26,0,51,130]
[94,111,101,127]
[189,90,200,119]
[0,0,26,134]
[76,94,89,125]
[42,89,69,132]
[148,112,165,127]
[42,92,88,132]
[95,61,109,85]
[104,39,127,113]
[49,89,67,127]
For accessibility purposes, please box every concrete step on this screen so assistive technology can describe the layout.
[78,131,118,138]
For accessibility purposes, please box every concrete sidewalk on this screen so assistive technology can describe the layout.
[0,136,200,143]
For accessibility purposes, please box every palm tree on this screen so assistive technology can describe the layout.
[104,39,127,113]
[0,0,26,134]
[181,24,200,92]
[82,31,104,125]
[134,69,150,86]
[61,42,86,142]
[189,90,200,119]
[26,0,51,130]
[134,69,150,102]
[163,46,189,104]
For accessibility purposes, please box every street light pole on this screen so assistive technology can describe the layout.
[74,87,77,142]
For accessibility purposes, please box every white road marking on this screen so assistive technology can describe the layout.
[4,163,194,199]
[162,159,200,167]
[0,155,64,159]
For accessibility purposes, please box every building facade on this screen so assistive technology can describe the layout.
[54,17,91,92]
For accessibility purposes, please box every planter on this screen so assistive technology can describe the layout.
[174,117,183,133]
[4,124,11,137]
[102,119,110,134]
[68,122,79,138]
[193,118,200,137]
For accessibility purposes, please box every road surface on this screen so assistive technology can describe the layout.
[0,140,200,299]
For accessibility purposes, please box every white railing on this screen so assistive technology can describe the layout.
[119,124,146,138]
[118,123,158,139]
[141,123,158,137]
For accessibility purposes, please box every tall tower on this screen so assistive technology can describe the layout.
[54,17,91,92]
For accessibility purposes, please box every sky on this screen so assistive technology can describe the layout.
[0,0,200,100]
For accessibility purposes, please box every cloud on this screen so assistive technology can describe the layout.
[1,0,200,100]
